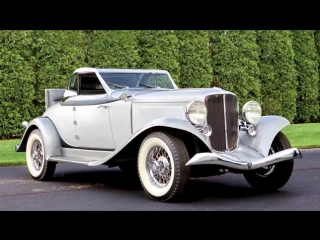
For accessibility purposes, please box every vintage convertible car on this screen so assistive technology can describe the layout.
[15,67,303,202]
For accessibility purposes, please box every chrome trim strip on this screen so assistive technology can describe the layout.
[223,93,228,151]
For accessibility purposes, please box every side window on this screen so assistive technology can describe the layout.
[68,73,78,92]
[157,74,173,89]
[79,74,106,95]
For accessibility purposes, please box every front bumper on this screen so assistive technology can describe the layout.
[185,145,302,170]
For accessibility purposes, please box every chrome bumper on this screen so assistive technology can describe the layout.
[185,145,302,170]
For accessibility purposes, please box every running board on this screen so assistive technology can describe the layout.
[48,156,98,165]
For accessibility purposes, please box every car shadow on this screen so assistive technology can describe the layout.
[50,165,285,202]
[52,166,142,190]
[181,178,282,203]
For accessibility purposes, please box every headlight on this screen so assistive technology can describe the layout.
[242,100,262,124]
[186,101,207,125]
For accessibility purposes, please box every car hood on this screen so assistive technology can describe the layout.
[110,87,234,103]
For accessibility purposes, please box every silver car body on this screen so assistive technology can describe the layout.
[16,67,302,171]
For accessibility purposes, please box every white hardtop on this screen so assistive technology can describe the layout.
[73,67,169,74]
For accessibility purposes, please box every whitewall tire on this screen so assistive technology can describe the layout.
[138,131,190,202]
[26,129,56,181]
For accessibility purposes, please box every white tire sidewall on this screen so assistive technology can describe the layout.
[26,132,45,178]
[138,137,175,197]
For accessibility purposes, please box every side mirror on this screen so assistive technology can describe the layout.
[119,92,127,102]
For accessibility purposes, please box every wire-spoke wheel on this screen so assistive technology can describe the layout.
[138,131,190,202]
[26,129,56,181]
[243,131,294,191]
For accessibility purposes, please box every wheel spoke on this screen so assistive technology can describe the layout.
[146,146,172,188]
[31,140,43,171]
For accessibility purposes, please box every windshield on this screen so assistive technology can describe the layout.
[98,72,174,90]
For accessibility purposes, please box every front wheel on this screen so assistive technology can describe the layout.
[26,129,56,181]
[243,131,294,191]
[137,131,190,202]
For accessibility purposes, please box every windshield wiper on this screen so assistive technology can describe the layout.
[106,82,125,89]
[139,83,156,88]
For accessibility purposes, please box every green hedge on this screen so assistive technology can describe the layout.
[175,30,212,88]
[0,31,35,139]
[30,30,86,117]
[137,30,181,85]
[256,30,297,122]
[209,30,261,108]
[291,30,319,123]
[87,30,140,68]
[0,30,320,139]
[314,30,320,121]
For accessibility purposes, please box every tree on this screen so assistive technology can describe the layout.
[291,30,319,123]
[314,30,320,121]
[0,30,35,139]
[175,30,212,88]
[209,30,261,107]
[29,30,86,117]
[256,30,297,122]
[137,30,180,85]
[87,30,140,68]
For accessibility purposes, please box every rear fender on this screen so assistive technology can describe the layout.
[15,117,62,160]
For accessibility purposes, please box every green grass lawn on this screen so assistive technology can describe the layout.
[281,123,320,149]
[0,139,26,167]
[0,123,319,167]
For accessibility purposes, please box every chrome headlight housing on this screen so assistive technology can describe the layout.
[186,101,207,126]
[242,100,262,124]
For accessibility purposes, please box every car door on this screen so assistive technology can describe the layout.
[73,74,115,150]
[56,73,78,146]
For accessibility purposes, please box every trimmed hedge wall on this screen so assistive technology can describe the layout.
[291,30,319,123]
[0,30,320,139]
[256,30,297,122]
[209,30,261,108]
[0,31,35,138]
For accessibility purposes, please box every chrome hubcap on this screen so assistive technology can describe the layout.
[31,140,43,171]
[147,146,172,188]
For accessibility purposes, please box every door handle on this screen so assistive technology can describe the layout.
[98,105,108,109]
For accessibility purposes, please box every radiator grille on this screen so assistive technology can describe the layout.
[205,94,239,152]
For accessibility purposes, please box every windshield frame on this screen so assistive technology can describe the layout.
[96,70,178,93]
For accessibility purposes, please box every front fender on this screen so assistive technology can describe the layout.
[239,116,290,157]
[15,117,62,160]
[141,118,209,145]
[89,118,209,166]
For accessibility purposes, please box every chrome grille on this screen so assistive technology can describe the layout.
[205,94,239,152]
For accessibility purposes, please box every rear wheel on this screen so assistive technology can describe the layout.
[243,131,294,191]
[137,131,190,202]
[26,129,56,181]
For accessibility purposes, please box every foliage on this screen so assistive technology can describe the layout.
[87,30,140,68]
[137,30,180,85]
[256,30,297,122]
[175,30,212,88]
[0,30,35,139]
[209,30,261,107]
[29,30,86,117]
[1,30,320,139]
[314,30,320,121]
[290,30,319,123]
